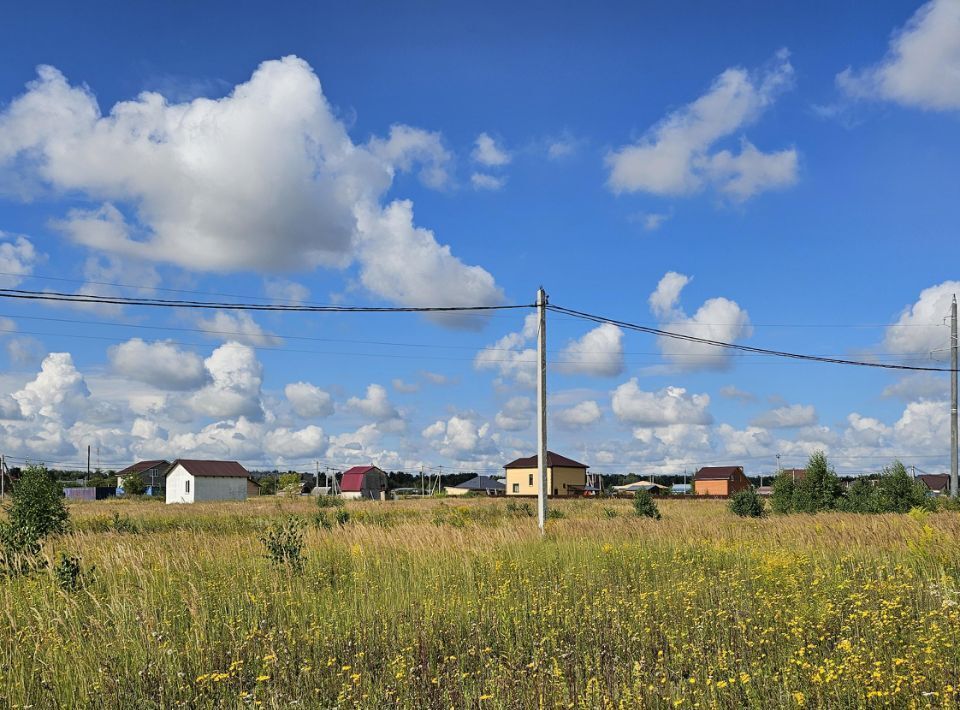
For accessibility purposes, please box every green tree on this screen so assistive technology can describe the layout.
[278,473,302,494]
[793,451,842,513]
[258,475,278,495]
[769,473,795,514]
[844,477,878,513]
[874,461,932,513]
[121,472,146,496]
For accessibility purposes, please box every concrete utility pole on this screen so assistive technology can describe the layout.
[951,295,958,498]
[536,287,549,534]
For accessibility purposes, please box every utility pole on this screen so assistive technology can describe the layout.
[86,445,90,486]
[951,294,958,498]
[420,464,424,496]
[536,287,548,533]
[1,454,5,500]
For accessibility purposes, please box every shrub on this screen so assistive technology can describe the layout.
[546,509,565,520]
[53,553,92,592]
[874,462,932,513]
[506,501,535,517]
[258,476,278,495]
[729,489,766,518]
[632,490,661,520]
[313,511,333,530]
[335,509,351,526]
[260,516,306,572]
[0,522,45,577]
[316,495,345,509]
[792,451,843,513]
[278,473,303,495]
[121,472,146,496]
[7,465,69,539]
[111,512,139,534]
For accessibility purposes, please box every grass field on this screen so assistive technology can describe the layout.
[3,496,960,708]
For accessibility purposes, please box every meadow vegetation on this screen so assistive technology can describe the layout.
[1,490,960,708]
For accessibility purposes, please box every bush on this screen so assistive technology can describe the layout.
[729,489,766,518]
[546,509,565,520]
[53,553,92,592]
[770,452,842,514]
[770,474,795,514]
[278,473,303,495]
[335,509,351,526]
[506,501,535,517]
[874,462,932,513]
[111,512,139,534]
[843,477,878,513]
[258,476,278,495]
[316,495,344,509]
[260,515,306,572]
[121,472,146,496]
[632,490,661,520]
[0,522,45,577]
[7,465,69,539]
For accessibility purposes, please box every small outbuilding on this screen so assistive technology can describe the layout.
[340,465,388,500]
[504,451,588,497]
[117,459,170,494]
[693,466,749,497]
[612,481,670,496]
[446,475,506,496]
[165,459,254,504]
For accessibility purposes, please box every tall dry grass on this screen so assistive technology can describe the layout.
[2,497,959,708]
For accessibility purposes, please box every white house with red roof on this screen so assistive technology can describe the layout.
[165,459,258,504]
[339,465,388,500]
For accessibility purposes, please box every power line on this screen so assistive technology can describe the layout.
[549,304,957,373]
[0,288,535,313]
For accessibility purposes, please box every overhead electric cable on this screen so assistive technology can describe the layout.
[549,304,957,373]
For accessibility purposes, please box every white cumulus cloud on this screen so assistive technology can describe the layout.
[606,50,797,201]
[189,342,263,420]
[346,383,400,421]
[108,339,208,390]
[750,403,818,429]
[648,271,752,370]
[838,0,960,111]
[611,379,712,427]
[284,381,334,418]
[471,133,511,166]
[0,57,501,320]
[557,323,625,377]
[555,400,602,429]
[883,280,957,358]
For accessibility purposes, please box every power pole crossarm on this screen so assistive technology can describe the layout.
[537,287,548,533]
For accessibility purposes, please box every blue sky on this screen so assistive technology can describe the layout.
[0,0,957,475]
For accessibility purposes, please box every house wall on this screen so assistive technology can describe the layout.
[505,466,587,496]
[166,465,194,504]
[247,479,261,497]
[194,476,248,503]
[694,479,729,496]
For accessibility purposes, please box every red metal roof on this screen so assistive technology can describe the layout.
[918,473,950,492]
[340,466,385,492]
[504,451,588,470]
[694,466,744,480]
[169,460,250,478]
[117,460,169,476]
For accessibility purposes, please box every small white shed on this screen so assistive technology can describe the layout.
[165,459,252,504]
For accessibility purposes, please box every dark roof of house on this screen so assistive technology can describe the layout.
[918,473,950,491]
[449,475,505,491]
[168,460,250,478]
[781,468,807,479]
[117,460,170,476]
[694,466,744,481]
[504,451,588,470]
[340,466,386,492]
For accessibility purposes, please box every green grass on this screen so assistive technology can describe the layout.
[2,497,960,708]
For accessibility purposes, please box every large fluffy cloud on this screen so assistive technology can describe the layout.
[648,271,752,370]
[606,51,797,201]
[611,379,712,427]
[838,0,960,111]
[422,414,498,459]
[557,323,625,377]
[345,383,401,422]
[0,57,502,321]
[189,342,263,420]
[555,400,602,429]
[474,313,538,387]
[13,352,90,425]
[883,280,958,358]
[495,396,533,431]
[108,339,208,390]
[285,381,334,418]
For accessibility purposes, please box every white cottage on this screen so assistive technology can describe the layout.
[165,459,253,504]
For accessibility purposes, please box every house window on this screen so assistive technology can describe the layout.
[512,483,519,493]
[528,474,533,486]
[185,479,190,494]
